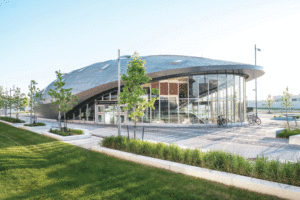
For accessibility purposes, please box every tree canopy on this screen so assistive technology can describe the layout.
[48,70,78,130]
[119,52,159,138]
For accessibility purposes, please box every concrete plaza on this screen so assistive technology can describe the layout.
[4,113,300,163]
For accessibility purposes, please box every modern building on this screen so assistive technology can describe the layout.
[36,55,265,125]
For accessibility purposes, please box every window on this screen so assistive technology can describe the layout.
[171,60,183,64]
[100,64,109,70]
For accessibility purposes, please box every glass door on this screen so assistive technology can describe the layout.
[98,105,105,124]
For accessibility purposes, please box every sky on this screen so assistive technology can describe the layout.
[1,0,300,100]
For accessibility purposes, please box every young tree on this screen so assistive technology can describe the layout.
[119,52,159,139]
[281,87,293,131]
[0,88,8,117]
[12,87,26,119]
[28,80,43,124]
[48,71,79,131]
[265,94,275,114]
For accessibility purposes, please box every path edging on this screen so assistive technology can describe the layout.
[92,146,300,200]
[41,129,92,141]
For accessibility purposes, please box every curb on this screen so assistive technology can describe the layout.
[0,119,14,126]
[41,130,92,141]
[92,146,300,200]
[290,134,300,145]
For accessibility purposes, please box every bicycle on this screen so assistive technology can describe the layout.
[252,115,261,125]
[217,115,227,127]
[246,113,254,125]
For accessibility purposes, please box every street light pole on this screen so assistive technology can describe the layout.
[255,44,261,117]
[118,49,121,136]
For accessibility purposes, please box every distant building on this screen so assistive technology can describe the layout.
[247,95,300,110]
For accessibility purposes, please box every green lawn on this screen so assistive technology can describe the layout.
[0,122,284,200]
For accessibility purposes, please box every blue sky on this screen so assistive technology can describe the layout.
[1,0,300,100]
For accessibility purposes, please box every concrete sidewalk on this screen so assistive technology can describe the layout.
[4,113,300,163]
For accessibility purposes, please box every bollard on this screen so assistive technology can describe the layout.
[142,127,144,141]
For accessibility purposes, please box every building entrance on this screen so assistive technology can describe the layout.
[96,104,125,125]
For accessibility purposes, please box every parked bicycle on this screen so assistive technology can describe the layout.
[252,115,261,125]
[217,115,227,127]
[246,113,261,125]
[246,113,253,124]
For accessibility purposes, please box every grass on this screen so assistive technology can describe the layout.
[277,129,300,139]
[49,128,84,136]
[101,136,300,187]
[24,122,46,127]
[0,122,286,199]
[0,116,25,123]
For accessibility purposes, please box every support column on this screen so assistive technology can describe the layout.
[95,103,98,123]
[239,76,242,124]
[86,104,89,121]
[177,81,179,124]
[217,74,219,117]
[159,81,161,122]
[187,77,189,123]
[168,81,170,124]
[150,84,152,124]
[244,77,246,121]
[79,108,81,120]
[226,74,228,125]
[233,75,236,123]
[207,75,209,124]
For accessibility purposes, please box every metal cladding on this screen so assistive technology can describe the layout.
[37,55,264,119]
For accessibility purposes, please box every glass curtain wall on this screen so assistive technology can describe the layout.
[143,74,245,124]
[86,74,245,125]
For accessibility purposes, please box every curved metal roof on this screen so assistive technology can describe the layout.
[41,55,264,102]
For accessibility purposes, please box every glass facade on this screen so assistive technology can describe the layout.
[69,74,246,125]
[134,74,246,125]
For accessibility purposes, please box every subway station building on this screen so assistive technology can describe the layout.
[36,55,265,125]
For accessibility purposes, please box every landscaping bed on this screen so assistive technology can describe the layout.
[101,136,300,187]
[277,129,300,139]
[24,122,46,127]
[49,128,83,136]
[0,122,285,199]
[0,116,25,123]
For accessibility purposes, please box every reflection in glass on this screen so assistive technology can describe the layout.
[87,74,246,125]
[169,97,178,124]
[179,99,188,124]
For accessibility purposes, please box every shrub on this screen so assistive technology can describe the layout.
[100,136,300,187]
[273,115,276,118]
[254,156,268,178]
[0,117,25,123]
[277,129,300,139]
[24,122,46,127]
[49,128,83,136]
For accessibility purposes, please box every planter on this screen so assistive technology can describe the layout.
[42,128,92,141]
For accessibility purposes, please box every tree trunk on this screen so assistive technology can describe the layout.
[64,112,67,132]
[286,110,290,131]
[134,120,136,139]
[16,106,18,119]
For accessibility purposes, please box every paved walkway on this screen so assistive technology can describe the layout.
[4,113,300,163]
